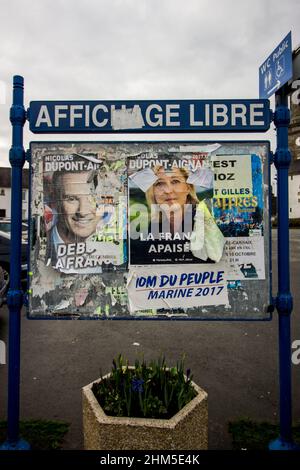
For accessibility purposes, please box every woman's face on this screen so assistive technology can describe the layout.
[153,168,190,209]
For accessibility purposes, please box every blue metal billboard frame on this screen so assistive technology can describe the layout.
[1,75,296,451]
[0,76,30,450]
[26,139,273,322]
[268,86,298,450]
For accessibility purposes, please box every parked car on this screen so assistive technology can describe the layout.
[0,265,9,307]
[0,219,28,280]
[0,219,28,240]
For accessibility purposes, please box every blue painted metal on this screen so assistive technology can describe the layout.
[259,32,292,98]
[28,99,271,133]
[269,437,299,451]
[269,86,297,450]
[0,76,30,450]
[0,438,30,450]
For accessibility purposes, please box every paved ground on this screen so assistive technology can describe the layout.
[0,229,299,449]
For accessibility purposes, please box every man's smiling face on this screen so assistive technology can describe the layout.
[58,172,100,242]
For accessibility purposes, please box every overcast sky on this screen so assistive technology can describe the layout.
[0,0,299,167]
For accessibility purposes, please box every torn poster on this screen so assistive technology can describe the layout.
[222,235,265,280]
[43,151,127,273]
[29,141,270,320]
[212,154,253,198]
[128,153,225,265]
[213,154,265,280]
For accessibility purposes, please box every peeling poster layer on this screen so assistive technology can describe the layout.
[28,141,271,320]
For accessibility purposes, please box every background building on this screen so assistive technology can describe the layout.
[288,99,300,219]
[0,168,29,220]
[288,46,300,220]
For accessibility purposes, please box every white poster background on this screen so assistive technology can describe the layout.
[52,241,124,274]
[222,235,265,280]
[127,263,229,312]
[212,154,253,198]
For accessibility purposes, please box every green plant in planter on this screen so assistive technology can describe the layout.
[92,355,197,419]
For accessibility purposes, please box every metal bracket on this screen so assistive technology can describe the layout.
[274,148,291,169]
[6,289,24,310]
[9,146,25,167]
[9,105,26,126]
[23,291,29,307]
[274,105,290,127]
[25,149,31,163]
[276,292,293,316]
[267,296,276,313]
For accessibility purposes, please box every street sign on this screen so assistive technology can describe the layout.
[28,99,271,133]
[259,32,292,98]
[28,140,271,321]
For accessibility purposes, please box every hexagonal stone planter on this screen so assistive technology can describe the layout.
[82,374,208,450]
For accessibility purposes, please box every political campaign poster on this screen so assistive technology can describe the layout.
[212,154,265,279]
[128,149,225,266]
[41,146,126,274]
[29,141,270,320]
[127,264,229,312]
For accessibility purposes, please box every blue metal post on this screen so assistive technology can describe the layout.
[269,87,297,450]
[0,76,30,450]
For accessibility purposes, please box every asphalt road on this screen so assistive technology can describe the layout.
[0,229,299,449]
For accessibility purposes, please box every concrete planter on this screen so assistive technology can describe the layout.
[82,372,208,450]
